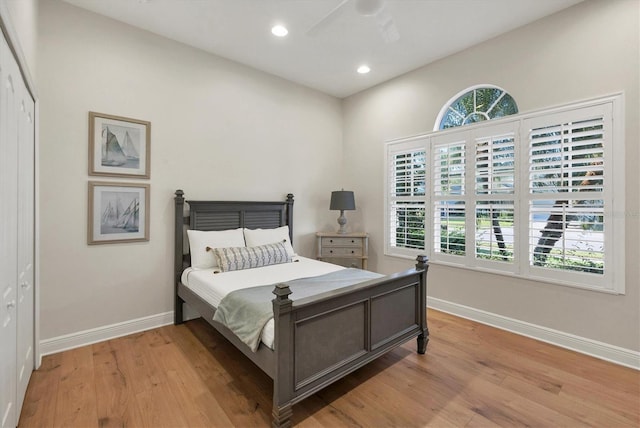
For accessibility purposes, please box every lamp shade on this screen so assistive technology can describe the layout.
[330,190,356,211]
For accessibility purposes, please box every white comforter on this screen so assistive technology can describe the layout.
[180,256,344,349]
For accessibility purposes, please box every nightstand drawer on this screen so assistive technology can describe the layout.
[317,232,368,270]
[321,247,363,257]
[321,237,363,247]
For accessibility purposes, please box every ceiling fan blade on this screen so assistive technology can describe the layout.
[354,0,384,16]
[306,0,350,37]
[374,5,400,43]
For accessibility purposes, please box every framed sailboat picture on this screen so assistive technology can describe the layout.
[88,181,150,244]
[89,112,150,178]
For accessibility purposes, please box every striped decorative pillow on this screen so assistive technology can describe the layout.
[212,241,292,272]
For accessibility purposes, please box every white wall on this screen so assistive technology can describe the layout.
[343,0,640,351]
[37,0,343,340]
[37,0,640,356]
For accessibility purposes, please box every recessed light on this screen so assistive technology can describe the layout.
[357,65,371,74]
[271,25,288,37]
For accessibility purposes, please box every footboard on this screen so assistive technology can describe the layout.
[270,256,429,427]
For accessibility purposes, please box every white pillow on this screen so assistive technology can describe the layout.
[244,225,295,257]
[187,228,245,269]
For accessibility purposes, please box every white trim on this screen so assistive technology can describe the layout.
[0,1,38,100]
[0,1,37,99]
[609,92,626,292]
[33,99,40,368]
[428,297,640,370]
[39,312,174,356]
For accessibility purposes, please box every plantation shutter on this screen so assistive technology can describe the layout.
[523,104,612,289]
[386,139,427,255]
[473,127,517,265]
[529,117,605,194]
[475,132,515,195]
[434,141,465,196]
[432,135,466,257]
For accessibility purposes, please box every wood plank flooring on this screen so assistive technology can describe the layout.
[19,310,640,427]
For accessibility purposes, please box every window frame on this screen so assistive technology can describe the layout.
[434,84,519,131]
[385,93,625,294]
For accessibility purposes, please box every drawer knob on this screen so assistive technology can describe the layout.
[351,250,355,253]
[351,240,355,243]
[329,239,333,243]
[329,250,333,254]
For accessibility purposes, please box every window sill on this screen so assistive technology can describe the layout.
[384,251,624,295]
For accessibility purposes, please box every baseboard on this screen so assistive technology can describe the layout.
[428,297,640,370]
[38,302,640,370]
[39,311,174,357]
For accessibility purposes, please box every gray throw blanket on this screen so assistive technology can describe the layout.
[212,268,383,352]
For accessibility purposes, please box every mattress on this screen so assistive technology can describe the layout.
[180,256,344,348]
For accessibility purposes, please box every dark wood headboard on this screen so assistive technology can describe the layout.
[173,190,294,285]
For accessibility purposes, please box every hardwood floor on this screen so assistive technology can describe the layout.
[19,310,639,427]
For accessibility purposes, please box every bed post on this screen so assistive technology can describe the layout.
[174,190,186,325]
[285,193,294,244]
[272,283,294,428]
[416,255,429,354]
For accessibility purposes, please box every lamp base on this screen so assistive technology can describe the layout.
[337,210,348,234]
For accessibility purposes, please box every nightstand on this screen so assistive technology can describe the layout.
[316,232,368,269]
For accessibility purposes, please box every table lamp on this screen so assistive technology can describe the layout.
[330,190,356,234]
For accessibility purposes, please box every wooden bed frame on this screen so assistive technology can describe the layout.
[174,190,429,427]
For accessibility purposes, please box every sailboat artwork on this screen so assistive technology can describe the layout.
[89,181,149,244]
[101,124,141,169]
[100,191,140,235]
[89,112,150,178]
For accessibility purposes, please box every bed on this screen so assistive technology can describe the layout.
[173,190,429,427]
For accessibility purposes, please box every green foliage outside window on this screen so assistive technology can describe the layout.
[440,226,465,255]
[395,207,425,250]
[439,87,518,130]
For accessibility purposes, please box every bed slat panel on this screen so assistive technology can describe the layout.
[192,211,242,231]
[370,283,419,350]
[244,210,284,230]
[293,301,367,389]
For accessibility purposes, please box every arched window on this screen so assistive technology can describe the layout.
[435,85,518,130]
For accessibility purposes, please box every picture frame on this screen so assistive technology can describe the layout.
[88,112,151,178]
[88,181,150,245]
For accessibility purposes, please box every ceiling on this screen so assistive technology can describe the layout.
[62,0,583,98]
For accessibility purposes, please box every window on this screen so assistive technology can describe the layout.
[385,94,624,294]
[524,106,611,286]
[436,85,518,130]
[385,139,426,257]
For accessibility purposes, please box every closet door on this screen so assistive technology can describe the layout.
[0,33,19,428]
[16,76,34,413]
